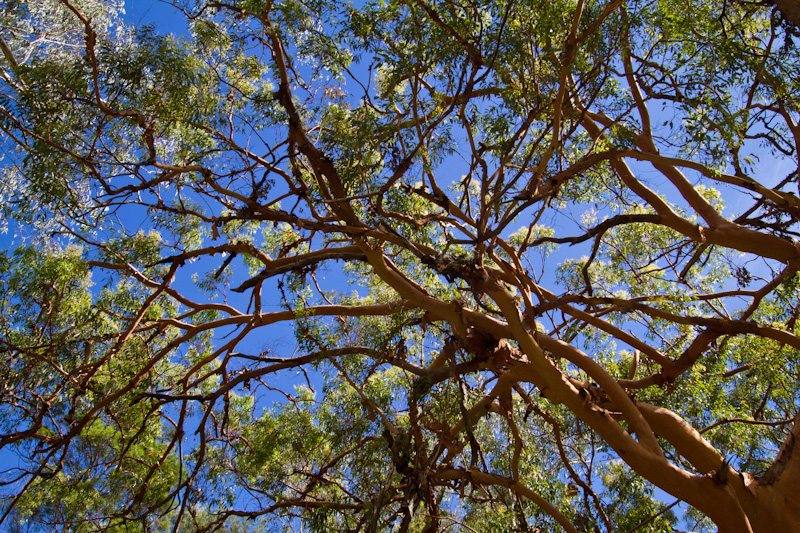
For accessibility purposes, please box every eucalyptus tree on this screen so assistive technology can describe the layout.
[1,0,799,531]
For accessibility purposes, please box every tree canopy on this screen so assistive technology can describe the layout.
[1,0,800,531]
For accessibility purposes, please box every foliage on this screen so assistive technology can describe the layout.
[1,0,800,531]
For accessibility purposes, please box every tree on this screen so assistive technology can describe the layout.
[0,0,799,530]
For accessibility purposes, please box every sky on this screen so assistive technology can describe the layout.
[125,0,189,31]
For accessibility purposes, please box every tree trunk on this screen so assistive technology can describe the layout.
[773,0,800,30]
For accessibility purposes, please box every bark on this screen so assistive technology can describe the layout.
[747,410,800,531]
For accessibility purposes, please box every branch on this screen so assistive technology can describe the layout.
[232,246,367,292]
[530,213,661,246]
[0,36,26,87]
[434,468,580,533]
